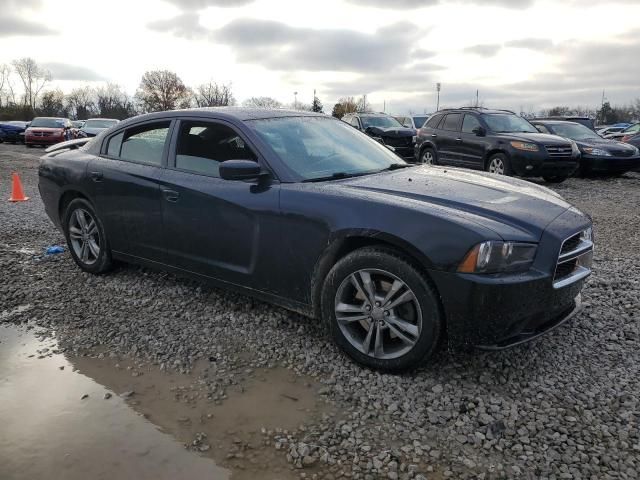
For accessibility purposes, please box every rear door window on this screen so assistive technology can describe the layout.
[442,113,462,131]
[349,117,361,128]
[119,122,170,165]
[425,114,443,129]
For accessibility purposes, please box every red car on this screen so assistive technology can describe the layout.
[25,117,74,147]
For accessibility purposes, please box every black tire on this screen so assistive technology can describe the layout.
[321,247,443,372]
[486,153,513,176]
[63,198,113,274]
[542,175,568,183]
[419,146,438,165]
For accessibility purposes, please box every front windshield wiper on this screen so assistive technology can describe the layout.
[302,172,364,182]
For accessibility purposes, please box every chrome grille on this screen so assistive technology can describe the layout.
[545,144,573,160]
[553,230,594,289]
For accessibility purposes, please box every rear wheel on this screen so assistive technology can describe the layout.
[486,153,512,176]
[63,198,113,274]
[321,247,442,372]
[543,175,568,183]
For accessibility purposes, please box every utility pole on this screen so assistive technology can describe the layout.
[475,89,479,107]
[294,91,298,110]
[436,83,441,111]
[600,90,605,124]
[383,100,386,113]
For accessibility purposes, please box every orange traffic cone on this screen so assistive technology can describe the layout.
[9,173,29,202]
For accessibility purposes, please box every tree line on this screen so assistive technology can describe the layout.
[1,57,638,124]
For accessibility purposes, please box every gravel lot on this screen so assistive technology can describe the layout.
[1,142,639,479]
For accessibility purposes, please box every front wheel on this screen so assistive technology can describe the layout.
[486,153,512,176]
[542,175,568,183]
[63,198,113,274]
[321,247,442,372]
[419,147,437,165]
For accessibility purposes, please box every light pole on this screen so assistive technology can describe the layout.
[294,91,298,110]
[436,83,441,111]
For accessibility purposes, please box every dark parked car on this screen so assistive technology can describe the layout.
[78,118,119,138]
[415,108,579,183]
[39,108,593,371]
[535,116,595,131]
[0,121,29,143]
[531,120,640,175]
[342,112,416,161]
[394,114,430,130]
[25,117,74,147]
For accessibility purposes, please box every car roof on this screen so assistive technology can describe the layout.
[435,107,516,115]
[85,118,119,121]
[530,120,583,125]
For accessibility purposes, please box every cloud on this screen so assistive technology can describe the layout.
[412,48,436,60]
[346,0,534,9]
[162,0,254,9]
[505,38,554,50]
[464,44,502,57]
[0,15,57,37]
[206,19,426,72]
[148,12,209,39]
[42,63,108,82]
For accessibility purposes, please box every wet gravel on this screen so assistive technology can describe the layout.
[1,143,639,479]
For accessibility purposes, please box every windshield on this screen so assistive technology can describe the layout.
[360,116,403,129]
[623,123,640,134]
[549,123,600,140]
[413,116,428,128]
[30,118,66,128]
[249,116,405,181]
[84,119,117,129]
[7,121,27,127]
[484,114,538,133]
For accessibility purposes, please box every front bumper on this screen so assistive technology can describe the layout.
[581,154,640,173]
[509,149,579,177]
[25,135,65,145]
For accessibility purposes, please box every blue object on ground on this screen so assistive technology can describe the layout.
[45,246,65,255]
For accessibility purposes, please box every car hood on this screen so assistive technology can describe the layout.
[336,167,575,240]
[0,124,25,132]
[366,126,415,137]
[81,127,108,135]
[28,127,63,132]
[574,137,639,155]
[495,132,571,145]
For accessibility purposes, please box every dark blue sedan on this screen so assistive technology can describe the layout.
[38,108,594,371]
[0,121,28,143]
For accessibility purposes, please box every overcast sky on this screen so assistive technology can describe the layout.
[1,0,639,114]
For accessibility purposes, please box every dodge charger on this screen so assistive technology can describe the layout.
[38,108,594,371]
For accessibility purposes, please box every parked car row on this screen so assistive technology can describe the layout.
[0,117,119,147]
[343,107,640,182]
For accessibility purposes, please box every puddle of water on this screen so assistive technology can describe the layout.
[0,324,230,480]
[73,354,331,480]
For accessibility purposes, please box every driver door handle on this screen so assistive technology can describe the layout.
[90,171,103,182]
[455,138,463,142]
[162,189,179,203]
[431,134,437,138]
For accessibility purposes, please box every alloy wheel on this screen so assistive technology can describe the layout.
[334,269,423,360]
[488,157,505,174]
[68,208,101,265]
[421,150,435,165]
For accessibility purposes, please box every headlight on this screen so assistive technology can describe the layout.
[458,241,537,274]
[510,141,539,152]
[412,135,417,143]
[581,226,593,243]
[581,147,611,156]
[570,140,580,155]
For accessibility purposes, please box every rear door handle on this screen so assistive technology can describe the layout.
[431,134,437,138]
[162,189,179,202]
[90,171,103,182]
[455,138,463,142]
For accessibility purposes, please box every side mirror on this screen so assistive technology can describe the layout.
[219,160,263,181]
[472,126,486,136]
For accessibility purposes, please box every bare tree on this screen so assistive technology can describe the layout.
[96,83,136,119]
[331,97,358,118]
[0,64,12,108]
[12,57,51,110]
[135,70,189,112]
[193,81,236,107]
[65,86,96,120]
[39,89,67,117]
[242,96,282,109]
